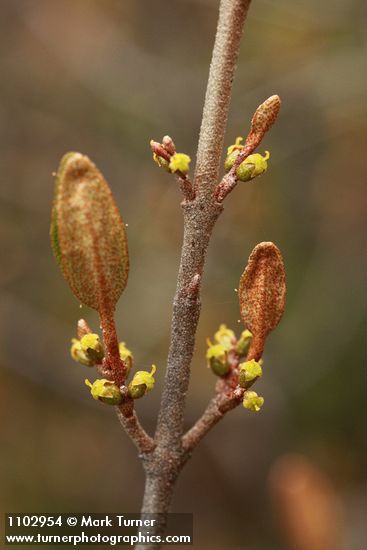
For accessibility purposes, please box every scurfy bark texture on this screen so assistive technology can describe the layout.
[135,1,252,548]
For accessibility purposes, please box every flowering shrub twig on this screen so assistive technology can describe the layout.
[49,1,287,548]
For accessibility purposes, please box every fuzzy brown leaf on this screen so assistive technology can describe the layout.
[239,242,286,346]
[50,152,129,312]
[250,95,281,136]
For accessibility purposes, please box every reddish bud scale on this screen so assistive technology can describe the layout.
[77,318,92,339]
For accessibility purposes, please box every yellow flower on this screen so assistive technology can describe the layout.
[227,136,243,155]
[128,365,156,399]
[243,391,264,412]
[119,341,133,375]
[85,379,122,405]
[236,151,270,181]
[214,324,235,350]
[70,338,94,366]
[152,152,170,171]
[239,359,262,387]
[169,153,191,174]
[80,333,104,362]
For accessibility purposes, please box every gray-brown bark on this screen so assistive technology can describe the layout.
[135,2,252,548]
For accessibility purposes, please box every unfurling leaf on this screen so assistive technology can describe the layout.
[250,95,281,136]
[51,153,129,312]
[239,242,286,353]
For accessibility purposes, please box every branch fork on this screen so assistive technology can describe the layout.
[51,1,286,548]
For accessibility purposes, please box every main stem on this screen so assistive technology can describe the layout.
[136,1,251,547]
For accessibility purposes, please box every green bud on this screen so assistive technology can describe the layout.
[85,378,122,405]
[206,344,230,376]
[169,153,191,175]
[80,333,104,363]
[243,391,264,412]
[236,329,253,356]
[128,365,156,399]
[70,338,94,366]
[239,359,263,388]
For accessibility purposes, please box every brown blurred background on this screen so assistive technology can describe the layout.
[1,1,366,548]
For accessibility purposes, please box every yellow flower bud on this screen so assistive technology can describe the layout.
[227,137,243,155]
[70,338,94,366]
[119,342,133,376]
[236,151,270,182]
[80,333,104,362]
[85,378,122,405]
[169,153,191,175]
[239,359,263,388]
[152,152,170,172]
[214,324,235,350]
[224,137,244,171]
[224,149,240,172]
[206,344,230,376]
[128,365,156,399]
[236,329,253,356]
[243,391,264,412]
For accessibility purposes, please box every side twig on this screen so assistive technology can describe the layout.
[116,403,156,455]
[215,94,281,201]
[182,388,244,452]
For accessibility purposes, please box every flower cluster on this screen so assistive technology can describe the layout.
[71,328,156,405]
[150,136,191,175]
[224,136,270,182]
[206,324,265,412]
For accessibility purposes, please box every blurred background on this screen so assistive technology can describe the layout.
[0,0,366,548]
